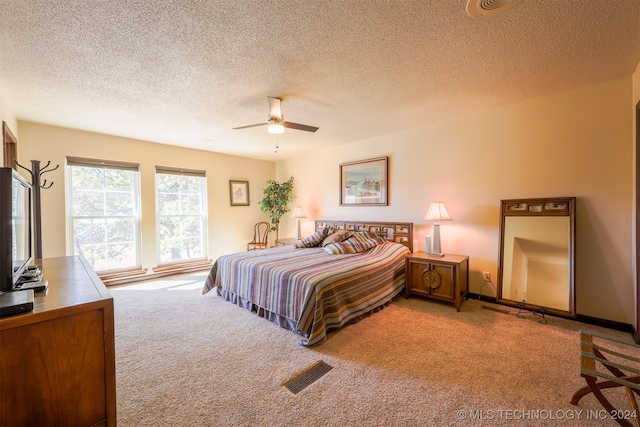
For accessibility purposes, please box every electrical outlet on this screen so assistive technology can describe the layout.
[482,271,491,281]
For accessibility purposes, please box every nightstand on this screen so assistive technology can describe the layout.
[275,238,296,246]
[405,252,469,311]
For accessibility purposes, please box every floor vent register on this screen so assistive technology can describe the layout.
[282,361,333,394]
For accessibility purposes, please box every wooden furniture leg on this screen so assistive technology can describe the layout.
[571,332,640,427]
[625,385,640,427]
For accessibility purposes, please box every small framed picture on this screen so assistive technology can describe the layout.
[340,157,388,206]
[229,180,249,206]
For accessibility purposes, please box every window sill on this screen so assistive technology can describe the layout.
[99,260,213,286]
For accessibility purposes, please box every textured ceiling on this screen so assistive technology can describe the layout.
[1,0,639,161]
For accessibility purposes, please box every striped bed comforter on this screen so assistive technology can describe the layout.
[202,241,409,345]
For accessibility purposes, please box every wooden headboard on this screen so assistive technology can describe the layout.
[315,220,414,252]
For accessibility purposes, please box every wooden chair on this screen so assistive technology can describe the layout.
[571,332,640,427]
[247,222,270,251]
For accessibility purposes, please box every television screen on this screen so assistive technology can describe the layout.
[12,171,32,283]
[0,167,32,292]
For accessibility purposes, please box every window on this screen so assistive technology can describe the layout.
[66,157,141,272]
[155,166,207,264]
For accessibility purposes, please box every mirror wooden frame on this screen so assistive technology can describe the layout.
[497,197,576,318]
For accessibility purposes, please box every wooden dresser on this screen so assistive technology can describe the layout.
[0,256,116,427]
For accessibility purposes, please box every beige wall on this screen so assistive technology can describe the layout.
[17,122,275,269]
[277,76,635,324]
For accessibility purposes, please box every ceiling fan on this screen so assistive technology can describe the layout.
[233,97,319,134]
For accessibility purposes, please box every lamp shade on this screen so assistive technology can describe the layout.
[424,202,452,222]
[425,202,451,256]
[291,206,306,219]
[292,206,306,241]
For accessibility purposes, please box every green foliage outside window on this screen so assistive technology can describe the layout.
[156,173,206,263]
[69,166,139,271]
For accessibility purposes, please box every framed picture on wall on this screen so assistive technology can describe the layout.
[340,157,388,206]
[229,180,249,206]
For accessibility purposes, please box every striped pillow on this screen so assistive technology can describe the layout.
[322,231,385,255]
[294,227,329,248]
[320,229,353,247]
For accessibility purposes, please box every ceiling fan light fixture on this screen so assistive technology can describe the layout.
[267,118,285,134]
[234,97,318,134]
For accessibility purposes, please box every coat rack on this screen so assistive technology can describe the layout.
[14,159,59,261]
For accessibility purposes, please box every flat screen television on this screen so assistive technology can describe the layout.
[0,167,33,292]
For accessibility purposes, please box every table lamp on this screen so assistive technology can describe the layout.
[291,206,306,240]
[425,202,452,256]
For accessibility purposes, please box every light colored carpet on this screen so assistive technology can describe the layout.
[111,273,637,426]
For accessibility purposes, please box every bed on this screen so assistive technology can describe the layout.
[203,220,413,345]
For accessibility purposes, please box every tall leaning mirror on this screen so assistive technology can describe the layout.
[497,197,576,318]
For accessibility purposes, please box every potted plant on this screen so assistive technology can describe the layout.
[259,176,294,241]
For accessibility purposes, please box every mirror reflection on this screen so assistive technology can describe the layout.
[497,198,576,318]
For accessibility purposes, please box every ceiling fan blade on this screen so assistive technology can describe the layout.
[267,97,282,119]
[284,122,319,133]
[233,123,267,130]
[235,97,317,133]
